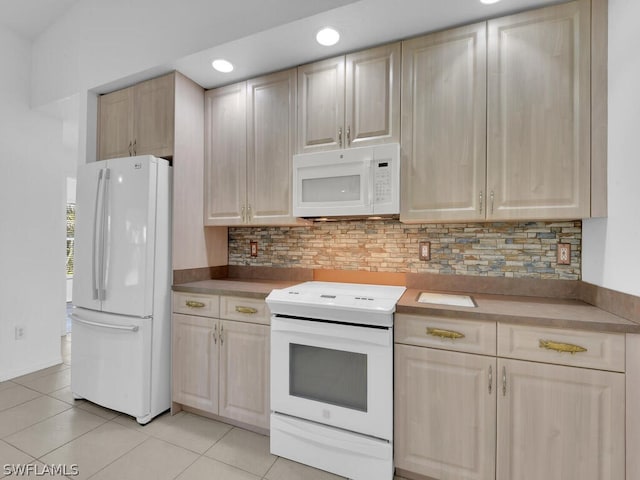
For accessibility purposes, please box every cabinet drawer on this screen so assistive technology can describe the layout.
[173,292,219,317]
[395,314,496,356]
[219,296,270,325]
[497,324,625,372]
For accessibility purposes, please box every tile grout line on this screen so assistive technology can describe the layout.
[77,418,153,480]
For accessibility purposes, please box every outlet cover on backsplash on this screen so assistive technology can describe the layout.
[228,219,582,280]
[419,241,431,261]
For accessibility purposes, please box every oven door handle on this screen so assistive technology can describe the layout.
[271,316,391,347]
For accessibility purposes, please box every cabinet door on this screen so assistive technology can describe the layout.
[497,358,625,480]
[345,43,400,148]
[97,87,133,160]
[171,314,218,413]
[246,69,298,225]
[204,82,247,225]
[297,56,345,153]
[395,345,496,480]
[133,73,175,158]
[400,23,487,223]
[218,320,270,429]
[487,0,591,220]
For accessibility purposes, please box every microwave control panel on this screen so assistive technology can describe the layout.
[374,161,392,204]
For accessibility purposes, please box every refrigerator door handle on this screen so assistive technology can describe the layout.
[71,313,139,332]
[92,169,105,300]
[99,168,111,301]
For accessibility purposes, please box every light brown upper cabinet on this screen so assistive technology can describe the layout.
[487,0,591,221]
[97,73,175,160]
[204,68,301,226]
[401,23,487,223]
[401,0,595,223]
[297,43,400,153]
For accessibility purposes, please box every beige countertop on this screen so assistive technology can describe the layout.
[398,288,640,334]
[172,279,640,334]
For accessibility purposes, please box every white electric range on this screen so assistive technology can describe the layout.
[266,281,406,480]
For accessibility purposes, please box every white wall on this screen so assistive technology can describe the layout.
[582,0,640,297]
[0,26,68,380]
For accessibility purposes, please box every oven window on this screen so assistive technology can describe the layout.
[302,175,360,202]
[289,344,367,412]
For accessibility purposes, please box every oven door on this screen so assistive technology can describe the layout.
[271,315,392,440]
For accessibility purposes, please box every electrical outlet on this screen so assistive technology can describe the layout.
[557,243,571,265]
[15,326,25,340]
[419,241,431,261]
[250,241,258,257]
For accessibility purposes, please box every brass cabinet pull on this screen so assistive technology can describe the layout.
[346,126,351,146]
[132,139,136,156]
[220,323,224,345]
[338,127,343,147]
[479,191,483,214]
[128,141,133,156]
[185,300,205,308]
[247,204,252,222]
[213,324,217,344]
[236,306,258,314]
[426,327,465,340]
[539,339,587,354]
[490,191,495,214]
[241,205,246,223]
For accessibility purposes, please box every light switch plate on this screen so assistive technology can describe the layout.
[419,241,431,261]
[557,243,571,265]
[250,241,258,257]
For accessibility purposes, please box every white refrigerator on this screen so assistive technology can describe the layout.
[71,155,171,424]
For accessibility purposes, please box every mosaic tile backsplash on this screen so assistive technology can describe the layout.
[228,220,582,280]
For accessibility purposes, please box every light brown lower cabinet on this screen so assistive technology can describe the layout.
[394,314,626,480]
[395,345,496,480]
[496,358,624,480]
[172,293,270,430]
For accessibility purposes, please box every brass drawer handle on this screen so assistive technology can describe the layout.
[426,327,465,340]
[185,300,206,308]
[539,339,587,354]
[236,306,258,314]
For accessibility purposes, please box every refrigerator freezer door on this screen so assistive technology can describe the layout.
[71,308,152,421]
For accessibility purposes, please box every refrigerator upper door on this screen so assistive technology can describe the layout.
[72,162,108,312]
[101,156,158,317]
[73,155,162,317]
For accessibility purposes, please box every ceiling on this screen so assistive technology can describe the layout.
[169,0,566,90]
[0,0,566,91]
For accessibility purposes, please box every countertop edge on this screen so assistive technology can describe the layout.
[395,304,640,334]
[172,279,640,334]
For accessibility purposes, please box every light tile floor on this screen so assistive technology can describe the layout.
[0,335,406,480]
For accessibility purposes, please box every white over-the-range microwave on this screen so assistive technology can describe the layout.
[292,143,400,218]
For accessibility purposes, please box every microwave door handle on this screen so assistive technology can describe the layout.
[366,159,373,207]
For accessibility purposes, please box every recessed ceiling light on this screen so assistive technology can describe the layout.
[480,0,501,4]
[212,59,234,73]
[316,27,340,46]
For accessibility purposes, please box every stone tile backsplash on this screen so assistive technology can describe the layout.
[228,219,581,280]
